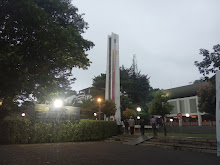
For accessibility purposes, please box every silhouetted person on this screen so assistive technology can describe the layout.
[140,118,145,135]
[123,119,129,134]
[150,116,157,137]
[128,116,135,135]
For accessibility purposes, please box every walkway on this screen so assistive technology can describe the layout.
[0,141,219,165]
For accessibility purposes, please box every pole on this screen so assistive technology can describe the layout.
[99,102,101,120]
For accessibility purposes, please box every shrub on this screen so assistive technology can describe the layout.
[0,119,117,144]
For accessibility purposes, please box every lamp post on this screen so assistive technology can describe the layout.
[97,98,102,120]
[94,112,97,120]
[186,113,190,125]
[170,118,173,126]
[136,107,141,125]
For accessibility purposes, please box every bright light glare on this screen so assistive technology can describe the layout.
[54,99,63,108]
[94,113,97,116]
[21,113,25,117]
[137,116,140,119]
[170,119,173,122]
[186,113,190,117]
[97,98,101,103]
[137,107,141,112]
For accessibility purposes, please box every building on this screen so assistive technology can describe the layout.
[162,82,215,126]
[64,87,92,105]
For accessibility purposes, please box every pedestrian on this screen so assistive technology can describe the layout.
[140,118,145,135]
[123,119,129,134]
[128,116,135,135]
[150,116,157,138]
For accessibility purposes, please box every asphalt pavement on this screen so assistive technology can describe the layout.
[0,141,220,165]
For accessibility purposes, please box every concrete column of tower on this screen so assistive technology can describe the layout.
[105,33,121,125]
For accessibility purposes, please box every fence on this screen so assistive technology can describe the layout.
[166,121,216,126]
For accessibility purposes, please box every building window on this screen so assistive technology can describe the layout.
[180,100,185,114]
[189,99,197,113]
[169,101,177,114]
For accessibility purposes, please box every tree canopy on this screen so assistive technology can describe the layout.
[101,100,116,117]
[91,64,151,112]
[197,81,216,116]
[149,91,173,118]
[122,108,137,119]
[149,91,173,136]
[0,0,94,111]
[194,44,219,116]
[194,44,220,80]
[90,73,106,100]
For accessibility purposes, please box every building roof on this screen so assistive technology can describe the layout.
[162,82,205,99]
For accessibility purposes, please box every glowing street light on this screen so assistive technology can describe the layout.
[21,113,26,117]
[137,116,140,119]
[137,107,141,112]
[54,99,63,108]
[186,113,190,117]
[170,118,173,126]
[97,98,102,120]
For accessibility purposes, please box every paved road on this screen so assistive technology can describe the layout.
[0,141,219,165]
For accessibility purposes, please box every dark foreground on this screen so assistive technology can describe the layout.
[0,142,219,165]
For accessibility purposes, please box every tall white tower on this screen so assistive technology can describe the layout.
[105,33,121,125]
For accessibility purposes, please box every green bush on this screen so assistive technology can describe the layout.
[0,118,117,144]
[0,118,31,144]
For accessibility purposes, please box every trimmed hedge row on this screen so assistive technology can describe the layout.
[0,118,117,144]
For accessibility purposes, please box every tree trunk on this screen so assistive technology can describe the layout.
[162,117,167,136]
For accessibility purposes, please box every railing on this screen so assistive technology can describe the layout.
[202,121,216,126]
[165,121,216,126]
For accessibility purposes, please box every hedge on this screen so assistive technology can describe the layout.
[0,118,118,144]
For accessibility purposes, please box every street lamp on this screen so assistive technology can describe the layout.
[136,107,141,125]
[186,113,190,125]
[54,99,63,108]
[170,118,173,126]
[21,113,26,117]
[137,107,141,112]
[97,98,102,120]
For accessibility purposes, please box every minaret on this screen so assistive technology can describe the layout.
[105,33,121,125]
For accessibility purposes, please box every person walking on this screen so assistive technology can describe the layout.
[140,118,145,135]
[128,116,135,135]
[123,119,129,134]
[150,116,157,138]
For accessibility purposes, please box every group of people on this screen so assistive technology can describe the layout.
[123,116,157,137]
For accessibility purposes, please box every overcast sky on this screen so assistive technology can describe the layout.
[71,0,220,92]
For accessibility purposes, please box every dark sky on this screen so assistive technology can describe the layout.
[71,0,220,91]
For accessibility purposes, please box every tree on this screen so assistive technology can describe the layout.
[149,91,173,136]
[120,64,151,106]
[90,73,106,100]
[194,44,220,80]
[194,44,219,116]
[197,82,216,116]
[91,65,151,111]
[122,108,137,119]
[0,0,94,113]
[77,98,98,119]
[101,100,116,117]
[120,95,133,112]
